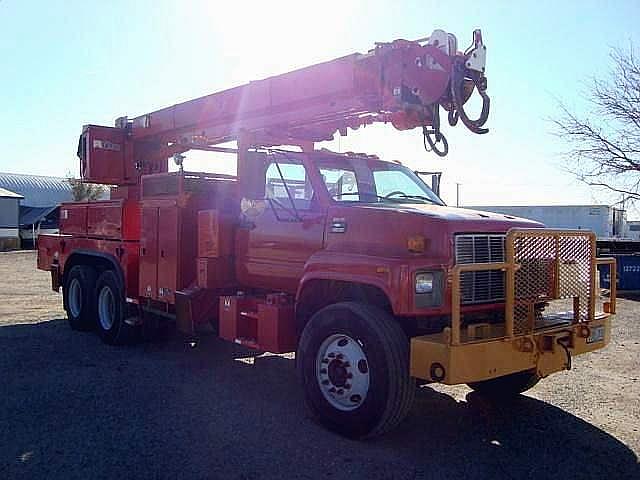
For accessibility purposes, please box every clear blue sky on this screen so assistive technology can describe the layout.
[1,0,639,212]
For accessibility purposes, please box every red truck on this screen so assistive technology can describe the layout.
[37,29,616,438]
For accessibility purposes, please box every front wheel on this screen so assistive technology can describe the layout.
[467,370,540,397]
[297,302,415,439]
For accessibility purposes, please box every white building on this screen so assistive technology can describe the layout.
[0,173,74,249]
[0,187,23,250]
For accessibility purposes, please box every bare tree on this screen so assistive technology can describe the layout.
[66,176,106,202]
[553,45,640,201]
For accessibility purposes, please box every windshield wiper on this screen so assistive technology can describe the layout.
[332,192,403,202]
[332,192,440,205]
[392,194,440,205]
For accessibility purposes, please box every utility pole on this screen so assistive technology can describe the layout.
[620,195,626,237]
[456,182,461,207]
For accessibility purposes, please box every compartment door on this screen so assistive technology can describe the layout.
[139,207,159,299]
[157,206,179,303]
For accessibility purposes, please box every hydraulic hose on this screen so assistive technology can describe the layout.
[450,58,490,135]
[557,337,572,371]
[447,109,459,127]
[422,104,448,157]
[423,125,448,157]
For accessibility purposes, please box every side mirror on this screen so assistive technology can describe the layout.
[239,152,269,199]
[240,198,267,219]
[415,170,442,197]
[431,174,441,197]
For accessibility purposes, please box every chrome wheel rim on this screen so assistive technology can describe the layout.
[68,278,82,318]
[316,334,370,411]
[98,286,116,331]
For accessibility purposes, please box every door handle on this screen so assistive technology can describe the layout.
[238,219,256,230]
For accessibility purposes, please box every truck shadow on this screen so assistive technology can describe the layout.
[616,291,640,301]
[1,319,638,480]
[385,387,639,479]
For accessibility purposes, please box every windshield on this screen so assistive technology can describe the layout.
[316,157,444,205]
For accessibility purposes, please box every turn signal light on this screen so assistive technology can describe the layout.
[407,235,426,253]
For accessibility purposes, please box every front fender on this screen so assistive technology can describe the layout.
[296,251,412,314]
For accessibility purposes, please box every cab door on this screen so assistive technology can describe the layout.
[235,152,326,293]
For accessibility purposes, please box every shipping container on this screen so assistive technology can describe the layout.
[599,254,640,290]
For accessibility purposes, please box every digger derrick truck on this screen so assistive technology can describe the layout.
[37,29,617,438]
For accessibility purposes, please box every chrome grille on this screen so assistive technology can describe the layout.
[455,234,506,304]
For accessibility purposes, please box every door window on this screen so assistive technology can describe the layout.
[265,161,315,210]
[319,167,359,201]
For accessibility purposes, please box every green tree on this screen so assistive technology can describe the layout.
[66,176,106,201]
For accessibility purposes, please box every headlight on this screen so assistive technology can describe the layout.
[415,272,434,294]
[414,271,443,308]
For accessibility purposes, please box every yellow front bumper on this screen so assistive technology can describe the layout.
[410,316,611,384]
[409,228,617,385]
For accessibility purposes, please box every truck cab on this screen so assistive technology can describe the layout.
[235,148,540,317]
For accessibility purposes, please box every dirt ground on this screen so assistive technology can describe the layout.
[0,250,638,479]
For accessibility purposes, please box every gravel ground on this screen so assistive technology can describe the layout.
[0,250,638,479]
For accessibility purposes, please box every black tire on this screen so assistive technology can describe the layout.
[95,270,136,345]
[467,370,540,397]
[297,302,415,439]
[63,265,97,331]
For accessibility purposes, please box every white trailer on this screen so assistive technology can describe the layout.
[466,204,640,254]
[467,205,627,239]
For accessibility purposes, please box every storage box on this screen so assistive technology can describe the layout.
[197,257,235,289]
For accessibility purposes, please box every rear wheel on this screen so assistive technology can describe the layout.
[297,302,415,439]
[63,265,97,331]
[95,270,137,345]
[467,370,540,397]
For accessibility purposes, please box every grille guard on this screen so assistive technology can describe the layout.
[449,229,617,346]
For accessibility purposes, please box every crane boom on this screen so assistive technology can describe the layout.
[78,28,489,185]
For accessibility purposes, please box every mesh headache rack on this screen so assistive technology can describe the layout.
[449,229,616,346]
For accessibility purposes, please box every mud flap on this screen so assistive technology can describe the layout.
[50,264,61,292]
[175,287,218,337]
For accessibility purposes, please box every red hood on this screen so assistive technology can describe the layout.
[388,204,544,230]
[324,203,543,259]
